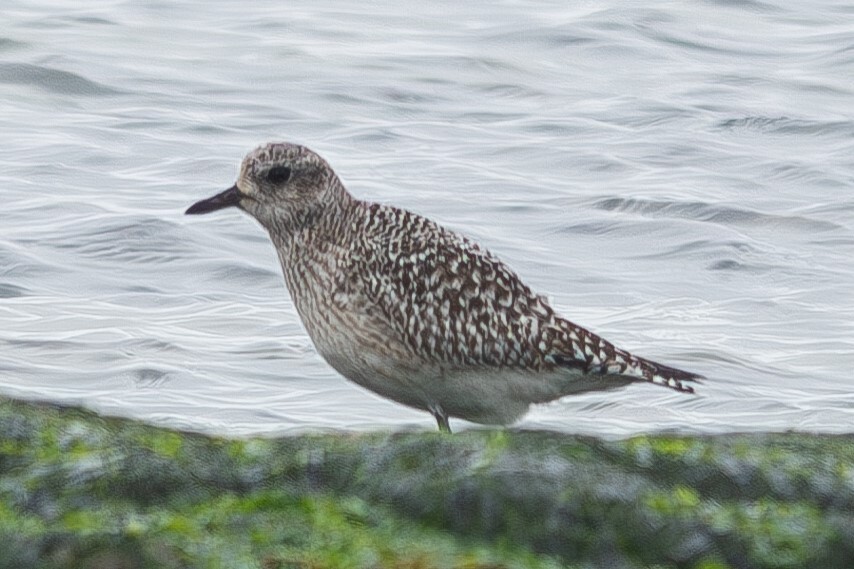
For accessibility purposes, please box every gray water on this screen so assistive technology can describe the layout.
[2,1,853,437]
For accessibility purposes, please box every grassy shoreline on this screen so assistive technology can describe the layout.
[2,396,852,568]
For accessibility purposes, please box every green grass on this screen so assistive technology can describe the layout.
[3,396,854,569]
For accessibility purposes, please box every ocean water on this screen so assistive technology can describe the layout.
[1,0,852,437]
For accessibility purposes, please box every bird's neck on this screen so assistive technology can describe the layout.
[268,187,361,263]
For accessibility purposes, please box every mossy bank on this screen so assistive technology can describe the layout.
[2,396,853,569]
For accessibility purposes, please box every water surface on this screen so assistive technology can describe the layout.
[1,1,853,436]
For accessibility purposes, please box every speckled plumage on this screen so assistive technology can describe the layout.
[187,142,703,431]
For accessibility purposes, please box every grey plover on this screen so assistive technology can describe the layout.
[186,142,702,432]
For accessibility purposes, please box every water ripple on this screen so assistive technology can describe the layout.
[26,216,194,264]
[591,197,843,232]
[0,63,121,96]
[717,116,854,137]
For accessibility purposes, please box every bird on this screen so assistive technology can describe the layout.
[186,142,703,432]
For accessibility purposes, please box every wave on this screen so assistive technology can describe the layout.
[591,197,843,232]
[0,63,121,96]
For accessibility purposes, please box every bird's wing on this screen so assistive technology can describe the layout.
[346,204,702,393]
[349,205,564,369]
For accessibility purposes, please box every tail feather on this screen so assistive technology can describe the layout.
[552,349,703,393]
[607,347,704,394]
[550,318,703,394]
[641,359,703,394]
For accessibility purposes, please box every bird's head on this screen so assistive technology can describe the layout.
[186,142,347,232]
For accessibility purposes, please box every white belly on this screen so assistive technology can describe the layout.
[317,341,633,426]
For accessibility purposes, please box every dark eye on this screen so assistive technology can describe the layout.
[266,166,291,185]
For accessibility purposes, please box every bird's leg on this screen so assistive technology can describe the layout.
[429,403,452,433]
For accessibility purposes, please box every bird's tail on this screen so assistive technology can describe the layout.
[594,330,703,393]
[588,342,702,393]
[553,320,703,394]
[636,357,703,394]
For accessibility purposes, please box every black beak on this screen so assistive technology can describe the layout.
[185,185,242,215]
